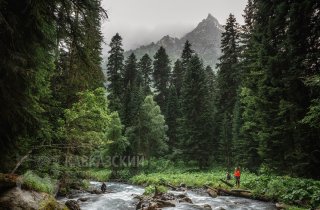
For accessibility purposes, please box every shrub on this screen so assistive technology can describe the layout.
[22,170,56,194]
[143,185,168,195]
[83,169,111,182]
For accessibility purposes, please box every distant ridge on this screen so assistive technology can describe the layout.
[125,14,224,69]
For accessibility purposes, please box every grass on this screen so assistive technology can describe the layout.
[65,159,320,209]
[143,185,168,195]
[22,170,56,194]
[82,168,112,182]
[129,166,320,209]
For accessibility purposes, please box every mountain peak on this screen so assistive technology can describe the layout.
[205,13,218,23]
[207,13,214,19]
[125,14,223,69]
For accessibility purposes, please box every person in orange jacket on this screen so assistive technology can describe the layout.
[234,166,241,188]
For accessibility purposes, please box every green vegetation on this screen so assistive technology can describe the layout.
[0,0,319,209]
[22,171,56,194]
[143,185,168,196]
[130,165,320,208]
[83,169,112,182]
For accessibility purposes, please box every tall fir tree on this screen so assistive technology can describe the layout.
[216,14,240,168]
[171,59,184,98]
[166,84,180,155]
[181,55,215,168]
[122,53,144,128]
[138,54,153,94]
[107,33,125,112]
[233,0,261,171]
[153,47,171,116]
[251,0,320,176]
[181,40,194,71]
[0,0,107,171]
[205,65,219,159]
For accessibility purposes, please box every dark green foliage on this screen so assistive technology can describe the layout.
[181,55,215,168]
[181,40,194,71]
[126,96,168,159]
[171,59,184,98]
[236,0,320,177]
[166,85,179,153]
[0,0,107,172]
[138,54,153,94]
[108,112,129,163]
[1,0,320,187]
[153,47,171,115]
[216,14,240,167]
[122,53,144,128]
[107,33,125,111]
[232,0,261,171]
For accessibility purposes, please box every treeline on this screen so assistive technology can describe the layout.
[0,0,119,175]
[0,0,319,180]
[106,0,320,178]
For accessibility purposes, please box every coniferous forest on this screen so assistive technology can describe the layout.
[0,0,320,209]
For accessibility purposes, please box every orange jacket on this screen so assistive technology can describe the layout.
[234,170,241,177]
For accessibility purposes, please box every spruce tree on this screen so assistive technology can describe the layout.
[107,33,125,111]
[126,96,168,159]
[138,54,153,94]
[233,0,261,171]
[252,0,320,176]
[181,55,215,168]
[205,65,219,159]
[166,84,180,154]
[216,14,240,167]
[171,59,184,98]
[181,40,194,71]
[122,53,144,128]
[153,47,171,116]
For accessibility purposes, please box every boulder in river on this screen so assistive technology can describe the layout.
[78,197,90,202]
[88,189,103,194]
[203,204,213,209]
[177,194,193,203]
[65,200,81,210]
[155,199,176,208]
[207,189,218,198]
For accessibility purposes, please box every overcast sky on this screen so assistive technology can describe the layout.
[101,0,247,55]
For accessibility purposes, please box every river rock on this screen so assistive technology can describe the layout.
[65,200,81,210]
[155,199,176,208]
[180,183,186,188]
[78,197,90,202]
[207,189,218,198]
[203,204,213,209]
[276,202,288,209]
[136,192,185,210]
[178,196,193,203]
[0,187,66,210]
[88,189,102,194]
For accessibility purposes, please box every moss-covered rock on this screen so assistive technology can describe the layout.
[0,187,67,210]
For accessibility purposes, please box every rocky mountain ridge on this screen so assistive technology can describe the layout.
[125,14,224,69]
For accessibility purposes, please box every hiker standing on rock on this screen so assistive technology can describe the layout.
[234,167,241,188]
[101,182,107,193]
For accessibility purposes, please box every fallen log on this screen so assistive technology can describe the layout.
[230,189,251,193]
[219,179,234,187]
[217,188,270,202]
[166,183,178,190]
[204,185,270,202]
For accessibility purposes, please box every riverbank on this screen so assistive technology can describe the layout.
[83,167,320,210]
